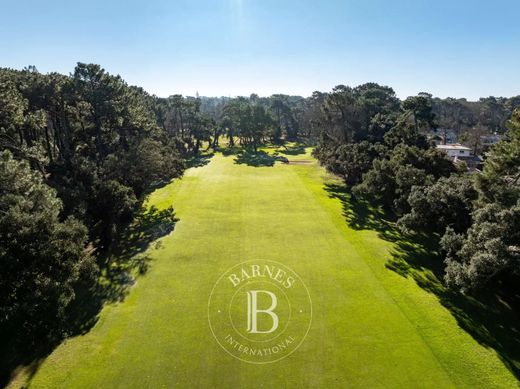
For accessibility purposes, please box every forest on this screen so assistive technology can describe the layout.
[1,63,519,358]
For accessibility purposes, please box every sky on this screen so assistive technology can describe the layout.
[1,0,519,100]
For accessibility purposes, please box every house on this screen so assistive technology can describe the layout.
[436,143,483,171]
[436,143,472,157]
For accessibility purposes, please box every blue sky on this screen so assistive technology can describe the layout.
[1,0,519,99]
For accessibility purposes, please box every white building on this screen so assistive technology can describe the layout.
[436,143,472,157]
[437,143,482,171]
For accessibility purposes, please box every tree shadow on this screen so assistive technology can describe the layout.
[324,182,401,242]
[276,144,306,156]
[0,206,177,388]
[221,146,242,156]
[98,205,177,302]
[186,152,214,168]
[324,181,520,381]
[234,150,288,167]
[387,236,520,380]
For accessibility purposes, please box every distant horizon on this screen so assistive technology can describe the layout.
[2,0,519,101]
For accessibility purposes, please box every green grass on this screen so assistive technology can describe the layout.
[21,148,517,388]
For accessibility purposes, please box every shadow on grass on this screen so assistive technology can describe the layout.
[186,152,214,168]
[276,144,306,156]
[324,181,520,381]
[221,146,242,156]
[0,206,177,388]
[98,206,177,302]
[324,182,400,241]
[234,149,288,167]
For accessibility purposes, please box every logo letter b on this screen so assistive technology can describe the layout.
[246,290,279,334]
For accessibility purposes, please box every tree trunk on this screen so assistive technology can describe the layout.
[228,129,235,147]
[194,138,201,156]
[44,124,54,163]
[212,128,219,148]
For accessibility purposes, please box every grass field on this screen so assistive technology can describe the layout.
[20,147,517,388]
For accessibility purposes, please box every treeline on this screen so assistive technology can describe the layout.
[431,95,520,135]
[199,94,323,148]
[160,90,520,155]
[0,64,188,339]
[313,83,520,292]
[199,91,520,150]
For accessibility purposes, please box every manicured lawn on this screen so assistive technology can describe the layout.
[22,148,517,388]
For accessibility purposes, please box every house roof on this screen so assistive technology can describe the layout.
[436,143,471,151]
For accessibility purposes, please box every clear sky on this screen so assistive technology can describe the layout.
[1,0,519,100]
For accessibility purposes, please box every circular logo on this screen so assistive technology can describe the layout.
[208,259,312,364]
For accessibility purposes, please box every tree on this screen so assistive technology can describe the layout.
[314,141,384,185]
[432,97,476,138]
[383,121,429,149]
[354,83,400,142]
[477,108,520,206]
[222,97,249,147]
[0,64,186,249]
[321,85,358,144]
[0,77,26,143]
[249,104,273,151]
[401,94,437,133]
[479,96,507,134]
[270,95,293,143]
[222,98,273,151]
[299,91,326,139]
[353,144,454,214]
[440,109,520,291]
[0,151,97,333]
[442,202,520,291]
[398,174,478,234]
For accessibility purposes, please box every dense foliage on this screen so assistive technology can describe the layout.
[432,95,520,135]
[221,97,274,150]
[398,174,478,234]
[441,109,520,290]
[313,82,520,292]
[0,151,97,334]
[0,64,185,338]
[314,83,455,215]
